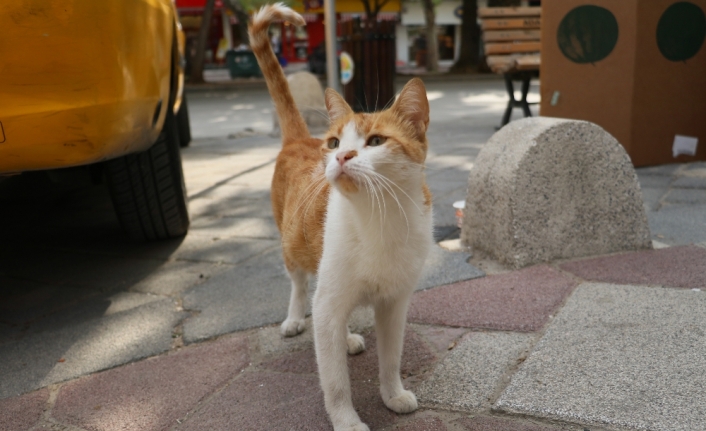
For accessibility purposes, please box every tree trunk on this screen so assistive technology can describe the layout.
[421,0,439,72]
[223,0,250,46]
[189,0,217,84]
[450,0,480,73]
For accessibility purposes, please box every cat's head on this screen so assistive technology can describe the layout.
[321,78,430,195]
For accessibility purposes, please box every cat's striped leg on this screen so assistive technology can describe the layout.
[281,267,309,337]
[374,294,418,414]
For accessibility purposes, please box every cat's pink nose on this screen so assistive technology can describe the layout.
[337,150,357,166]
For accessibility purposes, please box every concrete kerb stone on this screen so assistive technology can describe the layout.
[461,117,652,268]
[271,71,329,137]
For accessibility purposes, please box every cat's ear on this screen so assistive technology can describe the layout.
[325,89,354,123]
[392,78,429,138]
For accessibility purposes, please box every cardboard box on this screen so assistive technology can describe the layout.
[540,0,706,166]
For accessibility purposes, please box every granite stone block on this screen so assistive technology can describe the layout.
[495,283,706,431]
[462,117,652,268]
[416,332,534,412]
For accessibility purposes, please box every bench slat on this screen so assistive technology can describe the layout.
[481,18,541,30]
[478,6,541,18]
[486,54,541,73]
[485,41,541,55]
[483,30,541,42]
[515,55,541,70]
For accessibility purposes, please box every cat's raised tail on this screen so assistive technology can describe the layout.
[249,4,309,143]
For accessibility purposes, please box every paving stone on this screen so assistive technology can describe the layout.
[0,278,91,326]
[495,283,706,431]
[177,371,398,431]
[636,174,673,189]
[635,163,682,176]
[409,325,469,356]
[409,266,577,332]
[664,188,706,204]
[166,236,279,265]
[560,245,706,288]
[0,388,48,431]
[188,216,279,239]
[416,332,534,412]
[261,325,437,382]
[418,245,485,291]
[639,187,668,212]
[129,260,227,297]
[0,299,186,399]
[182,248,291,343]
[455,416,574,430]
[647,204,706,246]
[393,414,448,431]
[672,176,706,189]
[53,334,250,431]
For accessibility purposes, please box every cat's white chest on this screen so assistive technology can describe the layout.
[320,189,433,298]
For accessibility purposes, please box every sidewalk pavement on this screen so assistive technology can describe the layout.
[1,79,706,431]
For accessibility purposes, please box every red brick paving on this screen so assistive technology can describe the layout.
[408,265,577,331]
[52,334,250,431]
[262,326,438,382]
[0,388,48,431]
[178,371,399,431]
[560,245,706,289]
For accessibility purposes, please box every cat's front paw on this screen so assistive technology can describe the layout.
[384,390,418,414]
[346,333,365,355]
[280,318,305,337]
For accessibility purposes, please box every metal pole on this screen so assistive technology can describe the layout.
[324,0,340,93]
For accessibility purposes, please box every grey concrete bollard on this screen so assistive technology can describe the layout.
[271,71,329,137]
[461,117,652,268]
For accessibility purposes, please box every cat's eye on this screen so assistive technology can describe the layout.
[327,138,339,149]
[366,135,386,147]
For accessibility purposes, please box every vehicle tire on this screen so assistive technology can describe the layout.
[105,110,190,241]
[177,94,192,148]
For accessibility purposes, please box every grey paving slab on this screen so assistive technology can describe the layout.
[188,215,279,239]
[182,248,291,343]
[418,245,485,291]
[672,175,706,189]
[636,174,673,189]
[639,187,668,211]
[0,299,186,399]
[635,163,682,176]
[664,188,706,204]
[129,260,227,297]
[495,283,706,431]
[647,204,706,245]
[416,332,534,412]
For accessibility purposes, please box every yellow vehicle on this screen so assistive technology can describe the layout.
[0,0,192,241]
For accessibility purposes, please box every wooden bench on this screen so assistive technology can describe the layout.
[479,6,541,127]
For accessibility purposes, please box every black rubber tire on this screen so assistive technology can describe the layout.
[106,110,190,241]
[177,94,192,148]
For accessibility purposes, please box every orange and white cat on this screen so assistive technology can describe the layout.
[250,5,433,430]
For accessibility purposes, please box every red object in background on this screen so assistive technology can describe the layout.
[175,0,223,8]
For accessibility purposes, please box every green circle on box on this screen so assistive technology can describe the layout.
[557,5,619,64]
[656,2,706,62]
